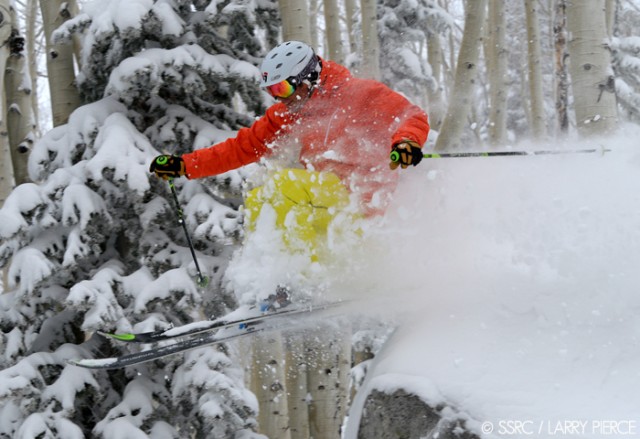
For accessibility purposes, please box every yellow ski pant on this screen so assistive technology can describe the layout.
[244,169,351,248]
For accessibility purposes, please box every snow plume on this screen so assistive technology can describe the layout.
[343,125,640,437]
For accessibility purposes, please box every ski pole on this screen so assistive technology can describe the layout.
[167,178,209,288]
[390,147,611,163]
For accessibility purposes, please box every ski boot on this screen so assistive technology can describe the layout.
[259,285,292,312]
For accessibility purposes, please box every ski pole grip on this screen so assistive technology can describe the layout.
[390,150,400,163]
[156,155,169,165]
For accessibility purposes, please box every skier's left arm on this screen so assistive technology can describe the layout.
[375,84,430,170]
[390,105,430,148]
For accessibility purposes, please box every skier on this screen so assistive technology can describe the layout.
[150,41,429,248]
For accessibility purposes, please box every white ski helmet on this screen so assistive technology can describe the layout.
[261,41,321,87]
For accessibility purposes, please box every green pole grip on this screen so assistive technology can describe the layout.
[390,150,400,163]
[156,155,169,165]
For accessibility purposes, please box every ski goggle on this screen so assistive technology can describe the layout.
[266,79,296,99]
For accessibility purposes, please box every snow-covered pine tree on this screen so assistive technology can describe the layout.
[376,0,453,109]
[0,0,278,437]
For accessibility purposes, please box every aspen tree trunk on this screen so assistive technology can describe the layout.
[344,0,357,54]
[435,0,488,150]
[524,0,546,139]
[350,347,372,402]
[323,0,343,63]
[427,32,446,130]
[0,0,15,296]
[0,0,15,207]
[485,0,508,145]
[442,0,457,91]
[255,2,313,426]
[250,333,291,439]
[6,6,33,186]
[446,30,456,90]
[25,0,39,134]
[279,0,312,44]
[285,334,310,439]
[604,0,616,38]
[360,0,380,80]
[306,323,351,439]
[68,0,82,71]
[39,0,81,126]
[309,0,319,49]
[554,0,569,134]
[566,0,617,135]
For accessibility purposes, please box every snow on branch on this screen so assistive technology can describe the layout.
[52,13,93,44]
[54,0,156,49]
[187,192,241,243]
[8,248,56,295]
[0,345,99,438]
[105,45,231,101]
[86,112,156,195]
[145,104,231,153]
[94,378,160,436]
[62,184,111,229]
[171,348,260,436]
[66,264,126,331]
[0,183,48,240]
[29,98,128,182]
[16,414,84,439]
[134,268,199,313]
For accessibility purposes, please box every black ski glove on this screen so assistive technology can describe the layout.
[390,140,423,170]
[149,155,186,180]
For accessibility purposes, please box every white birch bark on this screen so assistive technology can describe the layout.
[524,0,546,139]
[39,0,81,126]
[566,0,617,135]
[5,6,33,186]
[344,0,357,54]
[25,0,39,133]
[250,333,291,439]
[308,0,319,49]
[323,0,343,62]
[0,0,16,289]
[427,32,446,130]
[0,0,15,206]
[0,116,12,206]
[435,0,488,150]
[554,0,569,134]
[279,0,312,44]
[306,323,351,439]
[284,334,310,439]
[360,0,380,80]
[604,0,616,38]
[485,0,508,145]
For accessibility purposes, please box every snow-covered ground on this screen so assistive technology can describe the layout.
[342,125,640,438]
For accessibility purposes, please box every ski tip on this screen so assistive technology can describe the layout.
[98,331,136,342]
[67,357,119,369]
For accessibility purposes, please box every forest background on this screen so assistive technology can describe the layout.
[0,0,637,438]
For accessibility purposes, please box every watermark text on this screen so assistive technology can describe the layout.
[481,419,638,436]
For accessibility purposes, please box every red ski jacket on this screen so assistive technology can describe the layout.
[183,59,429,215]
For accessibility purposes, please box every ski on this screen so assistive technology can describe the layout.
[69,324,266,370]
[98,300,345,344]
[68,300,351,370]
